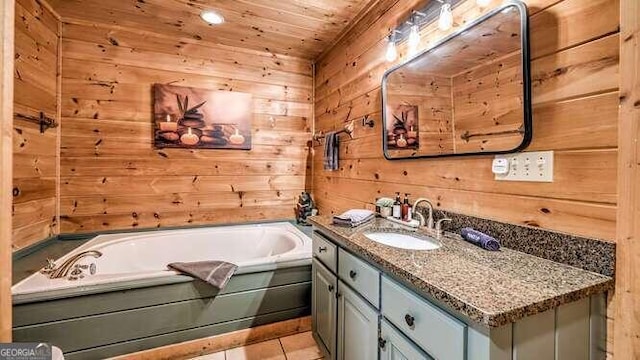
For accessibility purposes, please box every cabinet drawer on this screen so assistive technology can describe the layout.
[381,276,466,360]
[338,249,380,309]
[313,232,337,273]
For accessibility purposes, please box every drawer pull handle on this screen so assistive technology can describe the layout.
[349,270,357,279]
[318,246,327,253]
[378,338,387,349]
[328,284,334,292]
[404,314,415,327]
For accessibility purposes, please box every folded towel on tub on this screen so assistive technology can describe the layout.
[323,131,339,171]
[168,261,238,290]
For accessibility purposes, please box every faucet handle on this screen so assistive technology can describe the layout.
[435,218,452,233]
[41,259,56,274]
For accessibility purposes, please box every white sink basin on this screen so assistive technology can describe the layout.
[364,232,441,250]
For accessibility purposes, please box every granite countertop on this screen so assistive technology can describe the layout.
[308,215,614,328]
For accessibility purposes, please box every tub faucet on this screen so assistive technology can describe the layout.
[44,250,102,279]
[412,198,434,229]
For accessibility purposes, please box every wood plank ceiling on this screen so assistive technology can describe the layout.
[48,0,375,59]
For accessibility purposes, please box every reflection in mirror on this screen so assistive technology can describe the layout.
[382,3,531,159]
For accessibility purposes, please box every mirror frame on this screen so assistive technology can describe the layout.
[381,0,531,160]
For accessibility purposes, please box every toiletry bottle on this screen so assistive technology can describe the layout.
[392,192,402,219]
[402,193,412,221]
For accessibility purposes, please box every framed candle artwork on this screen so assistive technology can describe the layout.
[153,84,253,149]
[385,104,419,150]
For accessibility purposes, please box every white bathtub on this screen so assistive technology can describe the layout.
[12,222,312,300]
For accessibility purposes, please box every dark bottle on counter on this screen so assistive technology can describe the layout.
[401,193,411,221]
[392,192,402,219]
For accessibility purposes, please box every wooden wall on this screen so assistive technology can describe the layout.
[12,0,60,251]
[1,0,15,341]
[452,51,524,153]
[313,0,619,242]
[59,21,313,233]
[614,0,640,357]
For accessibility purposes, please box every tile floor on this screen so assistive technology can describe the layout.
[191,331,324,360]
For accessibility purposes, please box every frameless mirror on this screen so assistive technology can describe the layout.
[382,2,531,159]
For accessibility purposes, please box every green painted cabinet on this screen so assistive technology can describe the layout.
[380,319,431,360]
[312,258,337,358]
[312,229,607,360]
[336,280,378,360]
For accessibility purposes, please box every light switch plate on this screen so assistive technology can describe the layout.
[494,151,554,182]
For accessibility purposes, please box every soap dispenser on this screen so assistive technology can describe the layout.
[392,192,402,219]
[402,193,412,221]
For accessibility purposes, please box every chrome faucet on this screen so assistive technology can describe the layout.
[412,198,434,229]
[43,250,102,279]
[435,218,452,240]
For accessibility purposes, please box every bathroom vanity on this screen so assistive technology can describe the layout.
[308,216,613,360]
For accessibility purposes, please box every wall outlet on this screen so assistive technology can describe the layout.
[493,151,554,182]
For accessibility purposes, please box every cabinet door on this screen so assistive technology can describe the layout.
[380,319,431,360]
[312,258,337,358]
[336,280,378,360]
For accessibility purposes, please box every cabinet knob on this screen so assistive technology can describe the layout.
[404,314,415,327]
[349,270,357,279]
[336,292,342,299]
[378,338,387,349]
[328,284,334,292]
[318,246,327,253]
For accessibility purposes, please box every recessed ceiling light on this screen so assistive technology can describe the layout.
[200,10,224,25]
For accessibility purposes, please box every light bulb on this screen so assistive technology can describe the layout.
[200,10,224,25]
[408,24,420,56]
[438,3,453,31]
[476,0,491,7]
[385,37,397,62]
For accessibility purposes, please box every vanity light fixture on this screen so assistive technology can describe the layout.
[385,33,398,62]
[438,2,454,31]
[200,10,225,25]
[382,0,463,63]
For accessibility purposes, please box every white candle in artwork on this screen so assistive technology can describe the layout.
[180,127,199,145]
[229,129,245,145]
[160,114,178,132]
[407,126,417,139]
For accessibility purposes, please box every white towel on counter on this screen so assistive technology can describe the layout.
[332,209,375,227]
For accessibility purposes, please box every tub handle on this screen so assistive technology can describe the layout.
[40,259,56,274]
[318,246,327,253]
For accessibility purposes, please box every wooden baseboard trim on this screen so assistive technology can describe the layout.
[110,316,312,360]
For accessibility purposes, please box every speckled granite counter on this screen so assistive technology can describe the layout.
[308,215,613,328]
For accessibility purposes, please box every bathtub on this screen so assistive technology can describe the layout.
[13,221,311,299]
[12,222,313,359]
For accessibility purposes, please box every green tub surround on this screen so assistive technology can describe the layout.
[13,266,311,359]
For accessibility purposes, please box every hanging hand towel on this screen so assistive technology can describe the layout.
[323,131,339,171]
